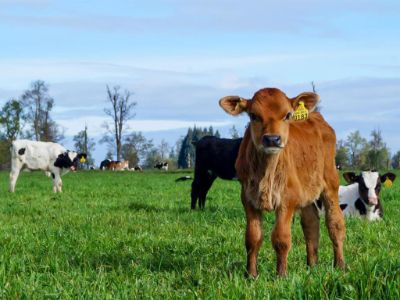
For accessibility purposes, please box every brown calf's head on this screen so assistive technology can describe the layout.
[219,88,319,154]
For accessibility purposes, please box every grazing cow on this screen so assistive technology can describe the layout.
[114,160,129,170]
[191,136,242,209]
[154,162,168,171]
[219,87,345,277]
[315,171,396,221]
[106,160,129,171]
[9,139,87,193]
[130,165,143,172]
[100,159,111,170]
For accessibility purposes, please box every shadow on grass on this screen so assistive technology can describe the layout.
[128,202,162,212]
[126,201,244,220]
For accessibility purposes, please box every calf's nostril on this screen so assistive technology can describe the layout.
[262,135,282,147]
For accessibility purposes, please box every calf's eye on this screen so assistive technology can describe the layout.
[284,112,293,121]
[249,113,259,122]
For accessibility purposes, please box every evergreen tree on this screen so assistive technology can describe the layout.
[229,125,240,138]
[177,126,221,168]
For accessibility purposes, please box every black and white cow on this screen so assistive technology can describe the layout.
[9,139,87,193]
[154,162,168,171]
[191,136,242,209]
[99,159,111,170]
[316,171,396,221]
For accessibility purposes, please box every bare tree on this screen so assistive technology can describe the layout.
[102,85,137,160]
[21,80,64,142]
[158,139,170,160]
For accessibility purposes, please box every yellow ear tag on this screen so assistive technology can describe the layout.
[80,157,86,163]
[383,178,393,188]
[293,101,309,121]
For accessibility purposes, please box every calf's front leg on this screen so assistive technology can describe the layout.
[9,168,21,193]
[271,206,295,276]
[242,191,263,278]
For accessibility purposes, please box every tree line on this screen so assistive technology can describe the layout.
[0,80,224,170]
[1,80,398,171]
[336,129,399,170]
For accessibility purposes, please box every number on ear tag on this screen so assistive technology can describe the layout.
[293,101,309,121]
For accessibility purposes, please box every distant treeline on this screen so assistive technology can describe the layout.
[1,80,398,171]
[336,129,399,170]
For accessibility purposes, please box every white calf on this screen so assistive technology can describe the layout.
[9,139,87,193]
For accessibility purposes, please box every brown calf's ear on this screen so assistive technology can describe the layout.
[343,172,358,184]
[219,96,249,116]
[291,92,320,112]
[381,172,396,183]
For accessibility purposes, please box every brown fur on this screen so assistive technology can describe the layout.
[220,87,345,277]
[107,160,129,171]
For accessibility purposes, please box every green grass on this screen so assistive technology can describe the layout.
[0,170,399,299]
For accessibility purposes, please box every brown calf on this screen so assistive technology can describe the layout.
[219,87,345,277]
[107,160,129,171]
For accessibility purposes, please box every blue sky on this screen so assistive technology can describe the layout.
[0,0,400,164]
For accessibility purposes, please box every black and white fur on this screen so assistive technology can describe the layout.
[9,139,87,193]
[316,171,396,221]
[154,162,168,171]
[99,159,111,170]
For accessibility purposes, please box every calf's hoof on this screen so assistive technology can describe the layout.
[335,260,346,271]
[244,270,259,280]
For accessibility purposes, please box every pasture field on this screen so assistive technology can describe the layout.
[0,170,399,299]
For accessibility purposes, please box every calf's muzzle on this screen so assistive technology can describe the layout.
[262,134,282,148]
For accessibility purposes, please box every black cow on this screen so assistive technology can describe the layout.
[191,136,242,209]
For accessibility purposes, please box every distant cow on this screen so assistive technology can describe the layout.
[114,160,129,170]
[9,139,87,193]
[220,87,345,277]
[107,160,129,171]
[315,171,396,221]
[100,159,111,170]
[131,165,143,171]
[154,162,168,171]
[191,136,242,209]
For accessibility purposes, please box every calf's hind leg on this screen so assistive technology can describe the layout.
[322,178,345,269]
[190,179,200,209]
[198,174,216,209]
[300,204,320,267]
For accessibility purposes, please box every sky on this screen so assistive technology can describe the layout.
[0,0,399,164]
